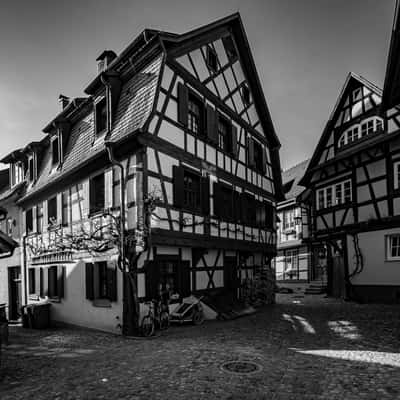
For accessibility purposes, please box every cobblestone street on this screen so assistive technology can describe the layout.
[1,295,400,400]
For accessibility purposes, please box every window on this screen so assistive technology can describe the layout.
[6,217,13,236]
[283,209,295,230]
[183,171,201,211]
[316,180,352,210]
[214,183,238,222]
[218,116,231,153]
[28,268,36,295]
[37,203,43,233]
[62,191,69,226]
[89,173,105,214]
[284,249,299,280]
[394,161,400,190]
[188,93,203,135]
[48,266,58,298]
[47,197,58,227]
[52,136,59,166]
[85,262,117,302]
[338,117,384,148]
[241,84,250,106]
[71,184,84,222]
[11,161,24,186]
[95,97,107,135]
[387,235,400,260]
[26,208,33,234]
[222,36,237,62]
[28,157,34,182]
[206,46,218,73]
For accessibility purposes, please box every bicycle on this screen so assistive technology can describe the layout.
[140,299,169,337]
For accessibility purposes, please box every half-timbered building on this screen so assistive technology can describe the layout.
[274,160,311,286]
[299,68,400,302]
[1,14,282,332]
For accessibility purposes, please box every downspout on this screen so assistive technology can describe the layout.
[23,235,28,305]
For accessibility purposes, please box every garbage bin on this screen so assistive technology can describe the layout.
[21,303,51,329]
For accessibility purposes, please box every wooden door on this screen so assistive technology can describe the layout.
[224,256,238,298]
[8,267,21,321]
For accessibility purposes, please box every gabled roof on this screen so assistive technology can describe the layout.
[282,159,309,200]
[159,13,281,150]
[300,72,382,186]
[382,0,400,111]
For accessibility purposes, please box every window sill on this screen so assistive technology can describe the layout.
[92,299,112,308]
[49,297,61,303]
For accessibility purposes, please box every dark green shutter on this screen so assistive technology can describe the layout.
[180,261,191,298]
[206,105,218,144]
[57,266,65,299]
[107,263,117,302]
[177,83,189,126]
[173,166,185,208]
[213,182,221,218]
[247,137,255,167]
[85,263,95,300]
[40,268,44,298]
[201,176,210,215]
[262,148,267,174]
[231,124,238,157]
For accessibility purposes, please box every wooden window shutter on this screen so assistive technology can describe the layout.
[201,176,210,215]
[262,148,267,174]
[106,262,117,302]
[179,261,191,298]
[177,83,189,126]
[213,182,221,217]
[39,268,44,297]
[247,137,255,167]
[85,263,95,300]
[206,105,218,144]
[231,124,238,157]
[173,166,185,208]
[32,206,37,234]
[57,266,65,299]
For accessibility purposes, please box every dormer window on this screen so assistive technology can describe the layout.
[338,116,384,148]
[206,46,218,73]
[95,97,107,136]
[52,136,60,167]
[10,161,24,187]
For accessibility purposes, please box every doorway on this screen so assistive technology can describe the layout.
[8,266,21,321]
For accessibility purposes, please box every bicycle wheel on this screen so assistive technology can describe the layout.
[141,316,155,337]
[159,311,170,330]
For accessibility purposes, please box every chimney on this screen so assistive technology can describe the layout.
[58,94,70,110]
[96,50,117,74]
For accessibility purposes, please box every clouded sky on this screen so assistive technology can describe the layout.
[0,0,395,170]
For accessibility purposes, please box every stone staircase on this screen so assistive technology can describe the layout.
[304,279,327,295]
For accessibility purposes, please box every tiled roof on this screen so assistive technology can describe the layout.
[282,159,310,200]
[20,55,163,202]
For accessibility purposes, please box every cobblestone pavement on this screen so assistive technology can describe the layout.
[1,293,400,400]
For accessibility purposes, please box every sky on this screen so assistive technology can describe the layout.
[0,0,396,170]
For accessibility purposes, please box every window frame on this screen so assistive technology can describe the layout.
[51,136,60,167]
[386,234,400,261]
[316,179,352,210]
[187,91,204,136]
[89,173,106,215]
[183,169,202,213]
[394,161,400,191]
[47,196,58,228]
[26,208,33,234]
[36,202,43,233]
[28,268,36,295]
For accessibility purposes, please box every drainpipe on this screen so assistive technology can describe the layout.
[22,235,28,305]
[104,141,126,273]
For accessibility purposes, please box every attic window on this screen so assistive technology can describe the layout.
[206,46,218,73]
[241,84,250,106]
[11,161,24,187]
[222,36,237,62]
[28,156,35,182]
[95,98,107,136]
[52,136,59,166]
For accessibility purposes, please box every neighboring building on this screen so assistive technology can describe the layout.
[0,14,282,332]
[274,160,311,284]
[299,67,400,302]
[0,166,23,320]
